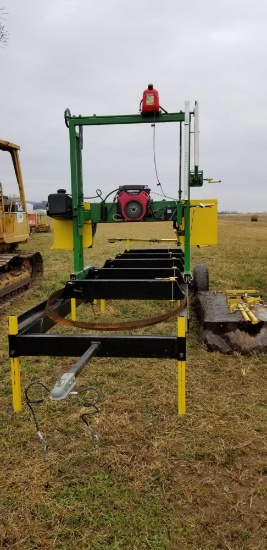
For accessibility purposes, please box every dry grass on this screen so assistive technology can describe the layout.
[1,215,267,549]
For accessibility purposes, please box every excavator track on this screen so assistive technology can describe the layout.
[0,251,43,305]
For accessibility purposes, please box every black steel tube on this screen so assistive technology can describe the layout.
[69,342,101,377]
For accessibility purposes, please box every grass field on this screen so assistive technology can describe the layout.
[1,214,267,549]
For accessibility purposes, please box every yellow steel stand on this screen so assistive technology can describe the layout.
[126,239,130,251]
[71,298,77,321]
[93,299,105,312]
[8,316,22,413]
[177,316,186,415]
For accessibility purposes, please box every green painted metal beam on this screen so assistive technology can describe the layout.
[68,112,185,127]
[89,200,178,223]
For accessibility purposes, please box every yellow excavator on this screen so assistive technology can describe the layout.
[0,140,43,300]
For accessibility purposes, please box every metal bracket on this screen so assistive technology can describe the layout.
[64,108,71,128]
[50,372,76,400]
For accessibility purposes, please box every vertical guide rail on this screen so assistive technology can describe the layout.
[8,316,22,412]
[183,101,191,276]
[178,120,182,201]
[69,120,85,277]
[183,101,190,201]
[194,101,199,176]
[177,316,186,415]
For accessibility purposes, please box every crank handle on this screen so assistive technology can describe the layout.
[204,178,221,183]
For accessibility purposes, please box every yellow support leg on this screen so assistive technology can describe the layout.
[71,298,77,321]
[8,316,22,413]
[93,299,98,305]
[177,316,186,415]
[100,299,106,313]
[126,239,130,251]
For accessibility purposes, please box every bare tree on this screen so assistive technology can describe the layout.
[0,7,8,47]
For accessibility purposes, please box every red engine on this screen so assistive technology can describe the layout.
[141,84,160,115]
[117,185,152,221]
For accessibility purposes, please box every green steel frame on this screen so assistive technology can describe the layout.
[66,109,199,279]
[8,106,206,418]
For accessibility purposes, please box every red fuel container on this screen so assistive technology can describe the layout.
[141,84,160,114]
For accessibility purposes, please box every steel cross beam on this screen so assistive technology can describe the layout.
[62,279,184,301]
[68,112,185,127]
[9,333,184,360]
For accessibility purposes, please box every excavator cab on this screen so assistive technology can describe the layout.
[0,140,29,247]
[0,140,43,300]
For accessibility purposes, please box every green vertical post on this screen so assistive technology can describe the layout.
[69,121,84,276]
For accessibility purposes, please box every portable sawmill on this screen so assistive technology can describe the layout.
[9,84,266,443]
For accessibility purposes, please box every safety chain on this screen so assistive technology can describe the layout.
[78,387,101,449]
[25,381,101,461]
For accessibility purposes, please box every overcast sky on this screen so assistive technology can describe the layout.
[1,0,267,212]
